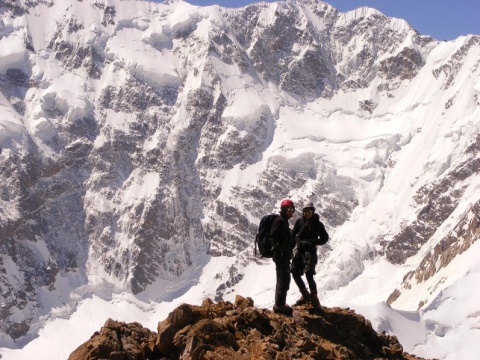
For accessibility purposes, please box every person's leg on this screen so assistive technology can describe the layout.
[305,268,320,309]
[292,271,306,292]
[305,269,317,295]
[275,260,291,305]
[274,259,292,314]
[292,272,310,305]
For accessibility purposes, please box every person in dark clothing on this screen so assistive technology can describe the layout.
[291,200,329,310]
[269,199,296,315]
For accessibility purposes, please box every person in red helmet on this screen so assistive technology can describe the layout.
[269,199,296,315]
[291,200,329,310]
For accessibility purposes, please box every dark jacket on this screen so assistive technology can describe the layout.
[269,213,293,260]
[292,213,328,253]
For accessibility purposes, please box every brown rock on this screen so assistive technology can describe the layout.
[234,295,254,308]
[156,303,212,356]
[68,318,157,360]
[69,297,425,360]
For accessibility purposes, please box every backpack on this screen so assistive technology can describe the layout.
[254,214,279,258]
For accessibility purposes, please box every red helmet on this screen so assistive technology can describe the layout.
[280,199,294,208]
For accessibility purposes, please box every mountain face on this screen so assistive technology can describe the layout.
[0,0,479,354]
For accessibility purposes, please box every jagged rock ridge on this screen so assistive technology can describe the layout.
[68,296,423,360]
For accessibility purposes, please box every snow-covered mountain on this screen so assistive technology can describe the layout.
[0,0,479,358]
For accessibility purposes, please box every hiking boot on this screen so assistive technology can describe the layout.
[310,294,321,309]
[295,289,311,306]
[273,304,293,315]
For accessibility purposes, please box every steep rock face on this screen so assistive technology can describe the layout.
[0,0,479,347]
[387,199,480,309]
[386,148,480,308]
[68,296,423,360]
[382,156,480,265]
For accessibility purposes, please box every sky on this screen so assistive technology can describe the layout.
[178,0,480,41]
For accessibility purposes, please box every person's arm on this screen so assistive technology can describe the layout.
[311,214,329,245]
[291,219,300,250]
[269,217,286,260]
[315,222,329,245]
[292,220,299,240]
[315,214,329,245]
[269,216,282,249]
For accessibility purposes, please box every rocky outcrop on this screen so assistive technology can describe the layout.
[382,156,480,265]
[387,199,480,308]
[69,296,423,360]
[432,36,480,89]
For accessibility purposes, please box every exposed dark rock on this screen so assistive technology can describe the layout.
[359,99,376,113]
[432,36,480,89]
[69,296,423,360]
[5,68,29,86]
[387,200,480,308]
[98,78,175,113]
[379,47,424,80]
[101,5,116,27]
[67,16,84,33]
[1,0,27,17]
[383,157,480,264]
[68,319,156,360]
[52,41,105,79]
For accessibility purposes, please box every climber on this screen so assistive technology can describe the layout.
[290,200,329,310]
[270,199,296,315]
